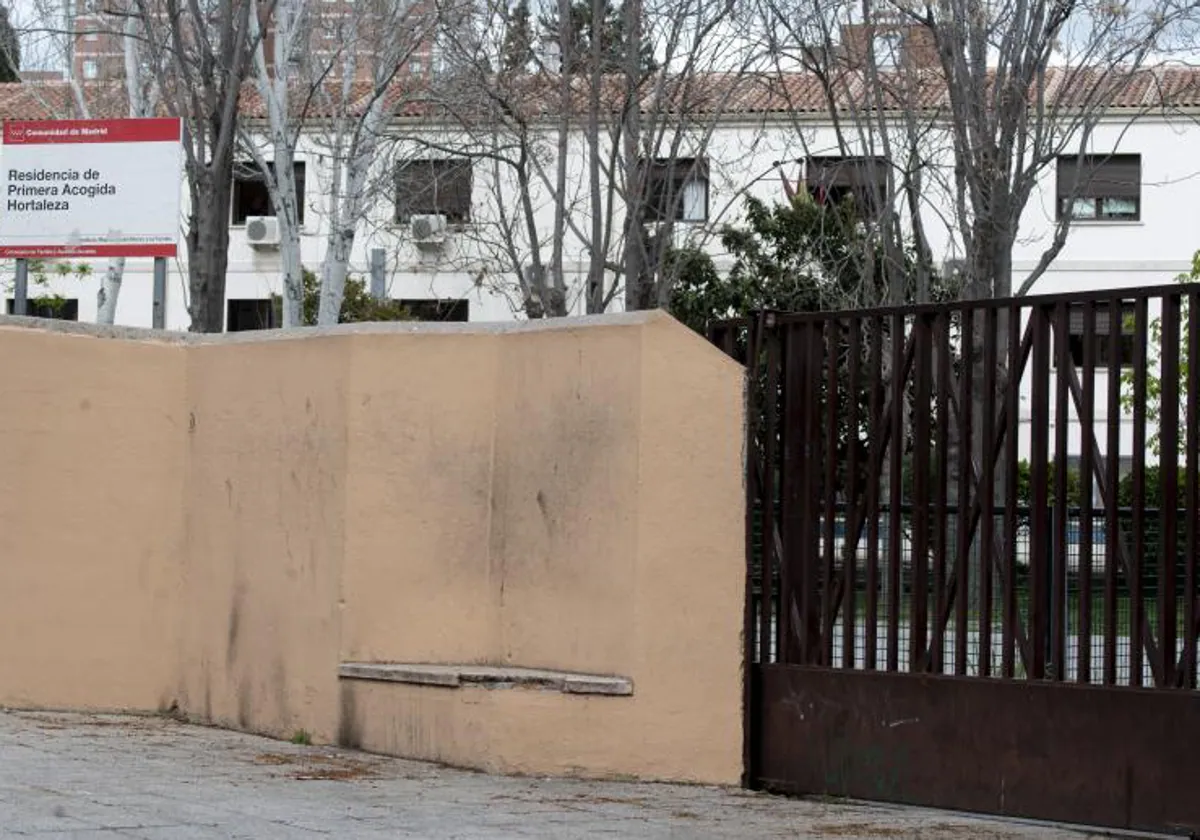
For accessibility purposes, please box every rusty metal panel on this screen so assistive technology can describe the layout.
[756,664,1200,835]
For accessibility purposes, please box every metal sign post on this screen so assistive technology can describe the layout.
[152,256,166,329]
[369,248,386,301]
[12,258,28,316]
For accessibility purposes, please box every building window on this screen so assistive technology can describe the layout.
[1062,302,1136,368]
[226,299,278,331]
[83,31,100,41]
[82,60,98,79]
[806,156,888,215]
[6,298,79,320]
[231,161,306,225]
[643,157,709,223]
[409,59,423,74]
[871,31,902,65]
[400,298,469,321]
[1056,154,1140,221]
[394,158,473,224]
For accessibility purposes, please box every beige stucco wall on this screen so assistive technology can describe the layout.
[0,313,744,785]
[178,336,350,743]
[0,327,186,712]
[339,332,500,666]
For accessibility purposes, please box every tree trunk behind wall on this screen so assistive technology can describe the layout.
[96,258,125,324]
[187,171,236,333]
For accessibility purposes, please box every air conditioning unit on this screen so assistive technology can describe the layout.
[411,214,447,247]
[245,216,281,248]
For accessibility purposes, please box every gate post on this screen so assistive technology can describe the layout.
[741,310,768,789]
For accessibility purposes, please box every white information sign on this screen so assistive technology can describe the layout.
[0,118,182,258]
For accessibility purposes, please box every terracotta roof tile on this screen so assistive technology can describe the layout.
[1,65,1198,124]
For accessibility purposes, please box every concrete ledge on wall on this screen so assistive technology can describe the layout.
[338,662,634,697]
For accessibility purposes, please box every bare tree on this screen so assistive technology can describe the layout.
[423,0,575,318]
[134,0,264,332]
[241,0,429,327]
[0,4,21,82]
[609,0,770,311]
[310,0,433,324]
[425,0,760,318]
[243,0,308,326]
[753,0,1200,302]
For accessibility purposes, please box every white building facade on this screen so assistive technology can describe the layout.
[2,74,1198,332]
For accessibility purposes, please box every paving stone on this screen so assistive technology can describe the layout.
[0,710,1105,839]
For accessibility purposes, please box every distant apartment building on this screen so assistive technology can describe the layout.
[68,0,435,84]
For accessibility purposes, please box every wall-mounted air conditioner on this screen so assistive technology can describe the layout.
[411,214,447,248]
[246,216,281,248]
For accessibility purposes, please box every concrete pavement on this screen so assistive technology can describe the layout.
[0,710,1105,838]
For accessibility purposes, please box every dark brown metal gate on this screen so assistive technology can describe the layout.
[711,284,1200,836]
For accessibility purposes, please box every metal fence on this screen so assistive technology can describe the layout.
[751,504,1193,687]
[714,282,1200,692]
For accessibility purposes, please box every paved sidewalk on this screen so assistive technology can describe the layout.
[0,710,1103,838]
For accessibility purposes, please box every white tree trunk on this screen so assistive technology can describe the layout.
[318,230,354,324]
[250,0,306,328]
[97,15,159,326]
[273,144,305,327]
[317,98,386,325]
[96,257,125,324]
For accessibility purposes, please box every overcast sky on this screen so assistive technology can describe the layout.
[10,0,70,72]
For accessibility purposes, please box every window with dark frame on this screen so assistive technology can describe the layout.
[1056,154,1140,221]
[6,298,79,320]
[394,158,473,224]
[805,156,889,216]
[1060,302,1137,369]
[232,161,307,225]
[226,298,279,331]
[642,157,709,223]
[399,298,470,321]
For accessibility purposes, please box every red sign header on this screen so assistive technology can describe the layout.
[0,244,177,258]
[3,118,181,145]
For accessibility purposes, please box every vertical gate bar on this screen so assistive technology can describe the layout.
[1104,298,1121,686]
[866,317,884,670]
[741,315,764,787]
[955,304,974,672]
[978,306,993,677]
[1159,291,1181,688]
[1030,304,1050,680]
[815,321,830,663]
[1131,297,1148,687]
[810,321,828,664]
[1079,301,1096,685]
[711,322,729,358]
[761,325,781,666]
[1052,301,1070,681]
[888,313,905,672]
[1186,289,1199,689]
[845,317,862,670]
[822,318,840,667]
[933,309,951,674]
[912,314,932,671]
[1003,304,1021,679]
[780,323,802,666]
[795,321,816,665]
